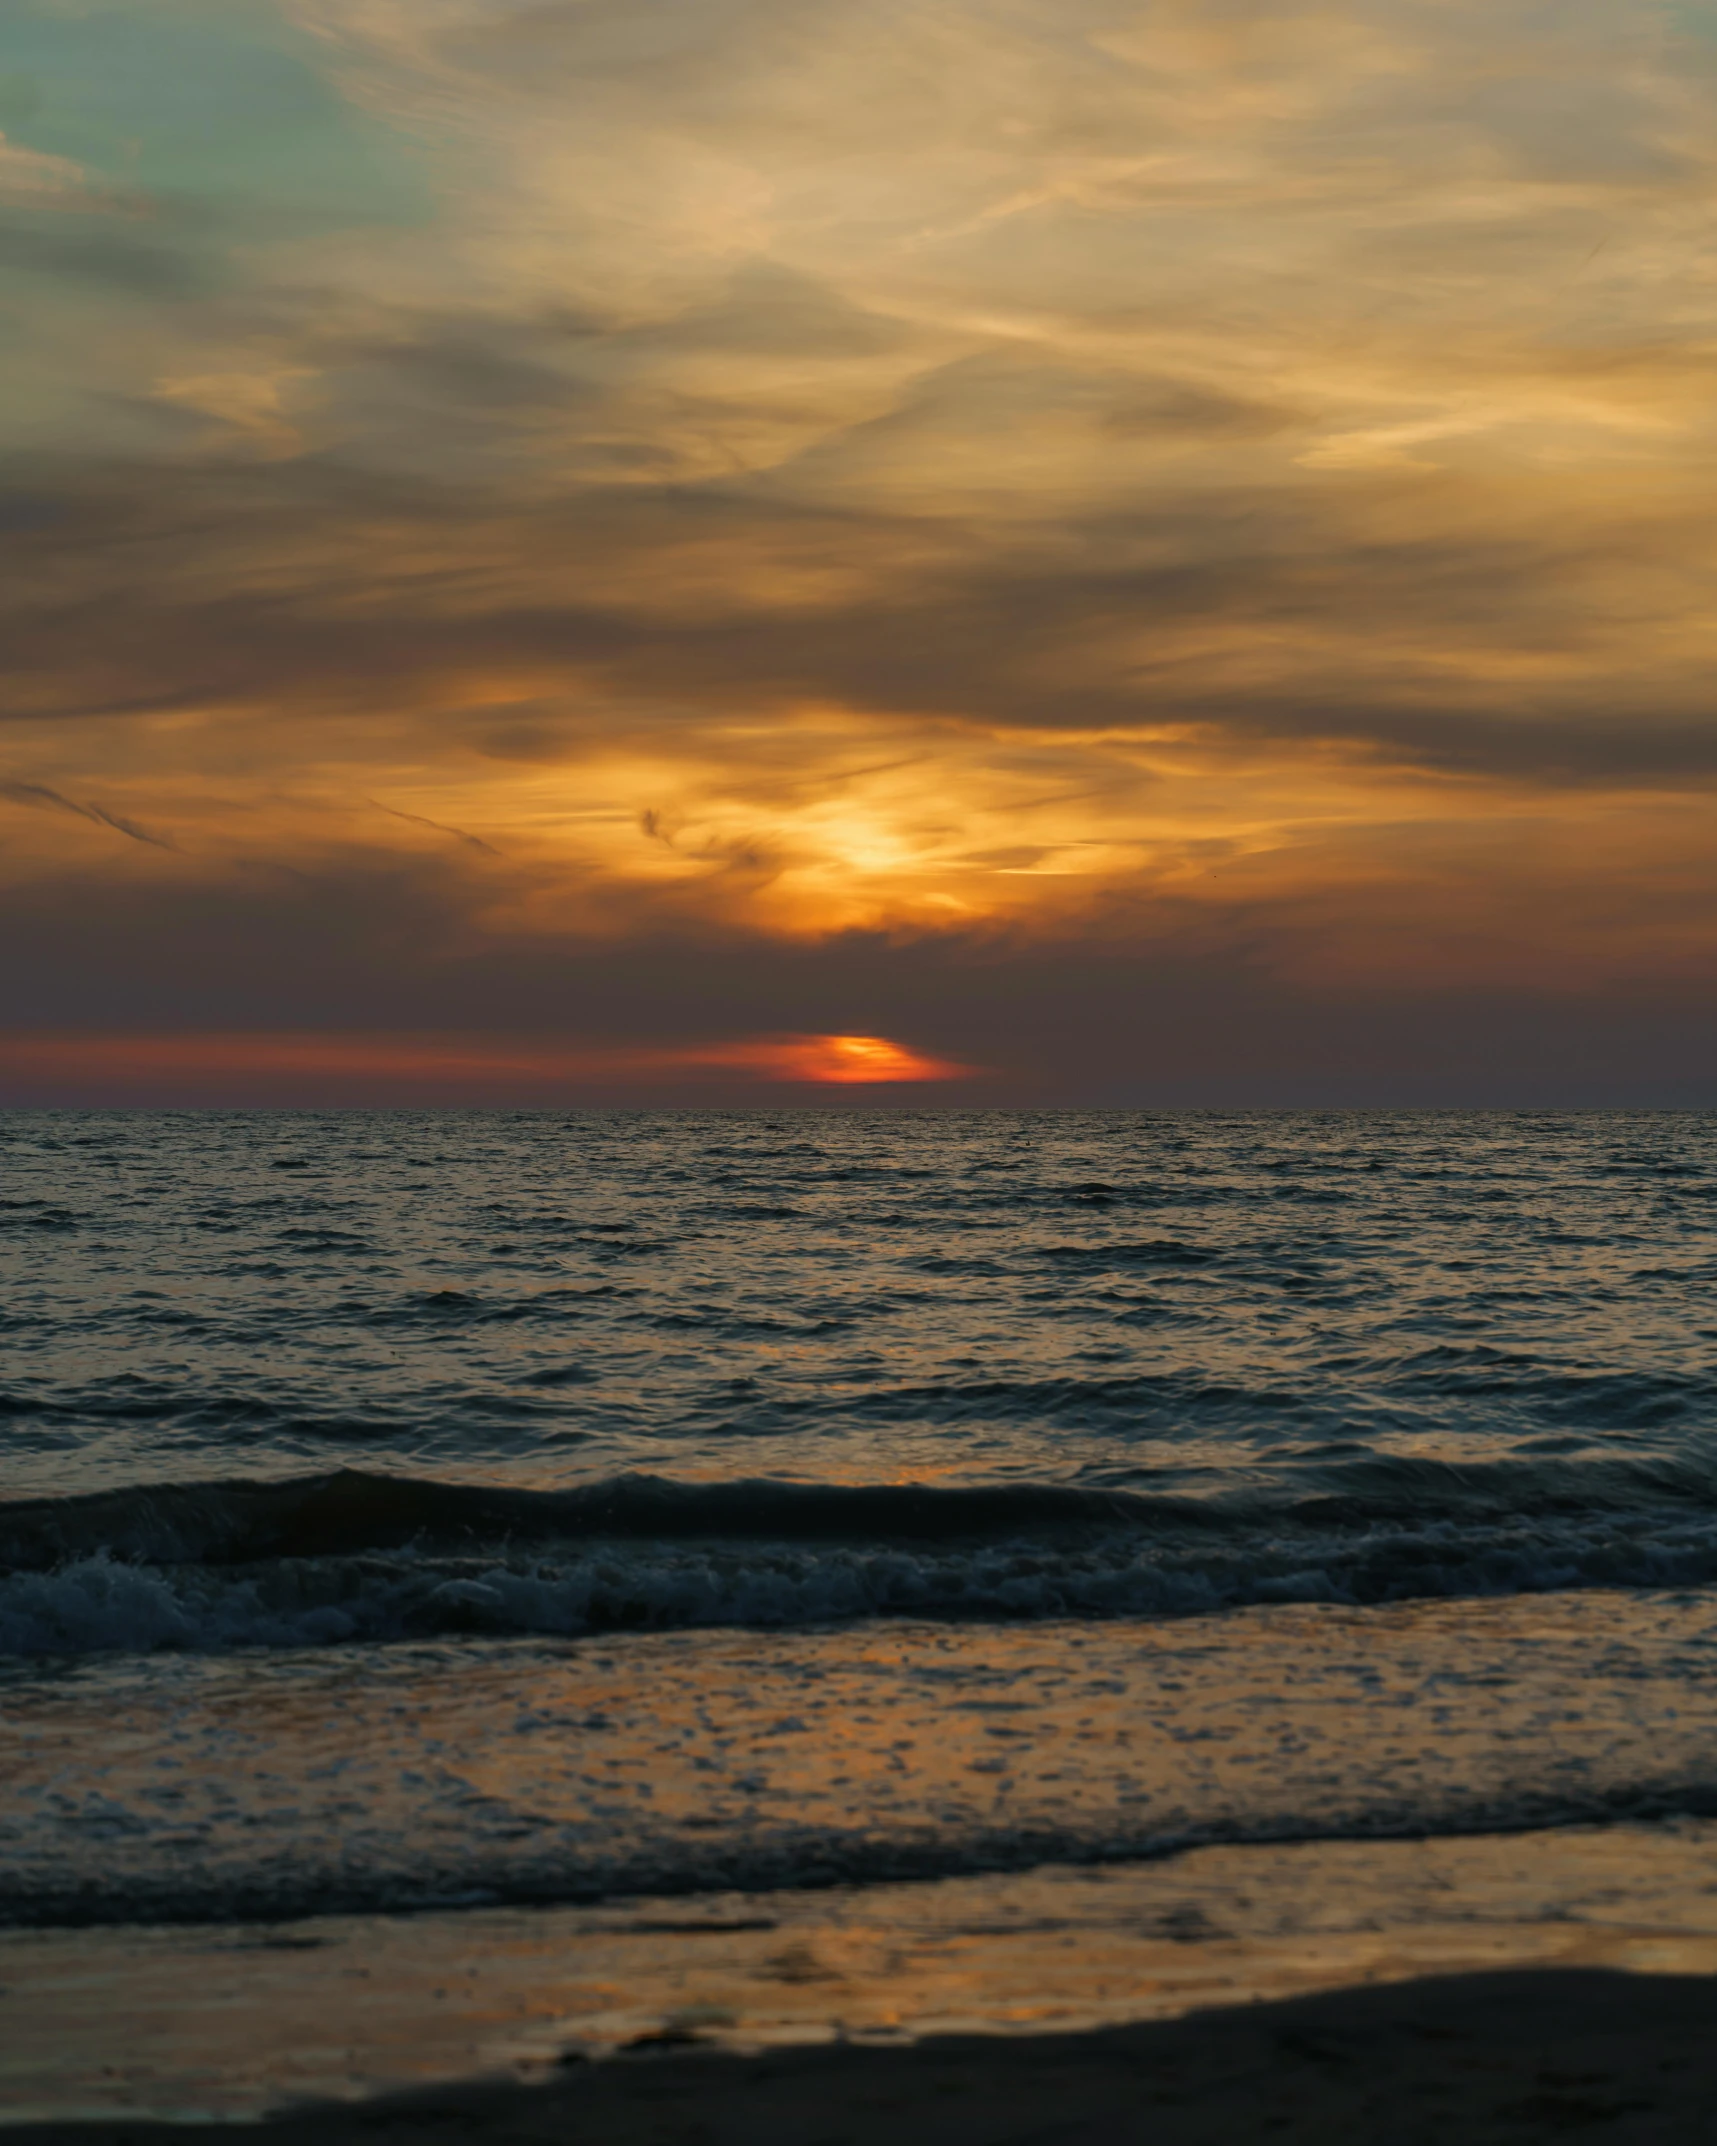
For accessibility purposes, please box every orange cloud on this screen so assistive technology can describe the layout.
[0,1030,978,1098]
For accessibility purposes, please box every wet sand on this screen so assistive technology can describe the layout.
[9,1826,1717,2127]
[11,1967,1717,2144]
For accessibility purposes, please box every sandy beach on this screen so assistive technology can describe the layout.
[11,1967,1716,2145]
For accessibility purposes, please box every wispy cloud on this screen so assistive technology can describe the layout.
[0,1028,979,1099]
[369,799,501,853]
[0,780,178,851]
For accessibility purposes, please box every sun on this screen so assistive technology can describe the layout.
[778,1035,972,1084]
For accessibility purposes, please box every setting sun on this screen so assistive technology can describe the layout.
[716,1035,975,1084]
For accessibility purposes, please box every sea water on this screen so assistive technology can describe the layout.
[4,1110,1717,2100]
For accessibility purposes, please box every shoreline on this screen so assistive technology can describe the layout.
[7,1822,1717,2127]
[11,1966,1717,2144]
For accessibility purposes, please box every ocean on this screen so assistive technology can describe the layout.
[5,1108,1717,2112]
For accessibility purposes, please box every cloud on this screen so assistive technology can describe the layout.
[8,449,1714,772]
[0,219,215,299]
[0,779,178,850]
[0,1027,976,1102]
[369,799,501,853]
[0,128,105,207]
[0,839,1708,1105]
[0,0,1714,1094]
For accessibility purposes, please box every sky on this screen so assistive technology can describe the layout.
[2,0,1715,1106]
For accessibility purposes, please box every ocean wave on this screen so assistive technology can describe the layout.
[18,1781,1717,1930]
[7,1464,1717,1656]
[0,1470,1183,1569]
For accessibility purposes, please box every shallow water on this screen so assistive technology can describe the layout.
[12,1823,1717,2120]
[8,1591,1717,1927]
[3,1109,1715,1932]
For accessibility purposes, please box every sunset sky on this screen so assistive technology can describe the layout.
[3,0,1715,1104]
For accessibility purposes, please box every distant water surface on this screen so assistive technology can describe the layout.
[2,1109,1715,1927]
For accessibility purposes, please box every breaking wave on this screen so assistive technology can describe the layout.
[9,1462,1717,1656]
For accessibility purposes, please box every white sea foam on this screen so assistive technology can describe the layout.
[9,1507,1717,1658]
